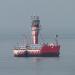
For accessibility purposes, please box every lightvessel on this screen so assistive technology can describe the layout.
[13,16,60,57]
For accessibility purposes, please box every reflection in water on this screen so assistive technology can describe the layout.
[31,57,60,75]
[32,57,60,63]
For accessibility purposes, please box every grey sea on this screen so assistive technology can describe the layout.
[0,37,75,75]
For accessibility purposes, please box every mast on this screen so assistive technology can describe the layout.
[55,34,59,46]
[31,16,40,44]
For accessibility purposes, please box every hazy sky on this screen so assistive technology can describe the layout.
[0,0,75,37]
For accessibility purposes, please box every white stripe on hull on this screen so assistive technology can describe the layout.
[13,50,26,55]
[13,49,40,55]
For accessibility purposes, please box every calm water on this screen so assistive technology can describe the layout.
[0,38,75,75]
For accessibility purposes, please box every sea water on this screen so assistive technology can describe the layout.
[0,37,75,75]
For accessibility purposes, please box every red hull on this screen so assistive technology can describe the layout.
[41,44,60,53]
[14,53,59,57]
[14,45,60,57]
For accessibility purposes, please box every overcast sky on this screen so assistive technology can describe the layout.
[0,0,75,37]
